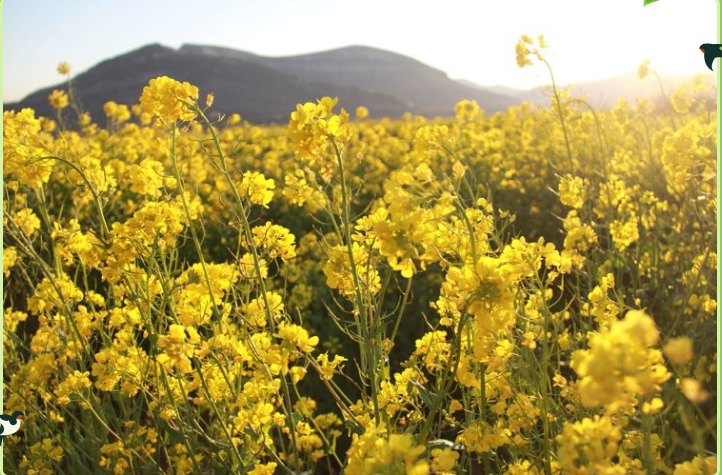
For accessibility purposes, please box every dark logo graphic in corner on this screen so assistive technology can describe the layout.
[0,411,24,446]
[699,44,722,71]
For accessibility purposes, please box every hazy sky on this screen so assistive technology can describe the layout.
[4,0,718,102]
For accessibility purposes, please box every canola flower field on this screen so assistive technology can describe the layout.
[2,37,718,474]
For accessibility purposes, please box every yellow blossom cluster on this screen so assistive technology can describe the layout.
[2,59,716,473]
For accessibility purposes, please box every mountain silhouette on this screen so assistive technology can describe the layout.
[5,43,517,123]
[462,73,715,109]
[6,44,710,124]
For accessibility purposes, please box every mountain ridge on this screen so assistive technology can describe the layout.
[4,43,516,123]
[5,43,710,124]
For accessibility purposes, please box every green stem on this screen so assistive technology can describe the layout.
[330,138,380,425]
[543,59,574,173]
[191,107,302,472]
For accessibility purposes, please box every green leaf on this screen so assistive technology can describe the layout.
[291,411,304,424]
[346,419,364,435]
[409,379,436,407]
[429,439,465,450]
[643,0,659,5]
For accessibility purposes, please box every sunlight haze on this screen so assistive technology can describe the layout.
[4,0,717,102]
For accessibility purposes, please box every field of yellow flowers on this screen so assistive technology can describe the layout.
[2,37,718,474]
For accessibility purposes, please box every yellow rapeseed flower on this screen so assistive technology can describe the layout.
[139,76,199,124]
[663,336,694,365]
[57,61,71,75]
[48,89,69,109]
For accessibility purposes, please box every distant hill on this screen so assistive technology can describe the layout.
[180,44,517,115]
[6,43,712,124]
[4,44,517,123]
[457,80,522,98]
[460,72,715,109]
